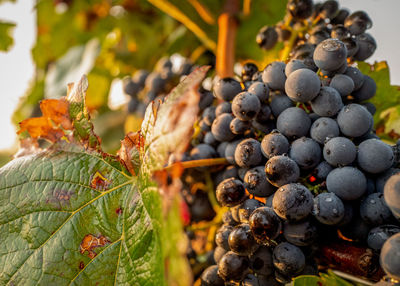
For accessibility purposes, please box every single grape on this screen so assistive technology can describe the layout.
[353,33,377,61]
[344,11,373,35]
[261,131,290,158]
[319,0,339,19]
[216,178,246,207]
[199,89,214,110]
[228,223,258,256]
[310,86,343,117]
[145,72,166,93]
[265,155,300,187]
[255,104,272,123]
[123,77,141,97]
[249,247,274,276]
[276,107,311,139]
[204,132,218,146]
[276,25,292,42]
[234,138,262,168]
[270,92,294,117]
[215,224,234,251]
[262,61,286,91]
[285,68,321,102]
[242,62,259,82]
[384,173,400,219]
[213,78,242,101]
[326,167,367,200]
[308,29,331,45]
[331,24,350,40]
[222,210,238,227]
[313,161,333,181]
[368,225,400,251]
[342,36,359,57]
[272,183,314,221]
[232,91,261,121]
[287,0,314,19]
[200,265,225,286]
[362,102,376,115]
[217,142,229,158]
[218,251,249,282]
[380,233,400,281]
[352,75,376,102]
[285,59,309,77]
[313,192,345,225]
[225,139,242,164]
[248,81,269,103]
[244,166,276,197]
[313,39,348,71]
[337,104,373,137]
[190,144,216,160]
[249,207,282,243]
[211,113,236,142]
[230,118,251,135]
[238,198,265,223]
[273,242,306,276]
[310,117,340,144]
[377,168,400,193]
[331,9,350,25]
[330,74,355,96]
[202,106,216,126]
[215,102,232,117]
[323,136,357,167]
[283,220,317,246]
[214,246,228,264]
[289,137,322,170]
[256,26,278,50]
[357,139,394,174]
[344,66,364,90]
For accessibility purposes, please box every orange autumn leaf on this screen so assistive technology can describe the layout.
[18,98,72,142]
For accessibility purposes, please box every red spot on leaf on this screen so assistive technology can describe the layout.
[115,207,123,216]
[90,171,111,191]
[79,234,110,259]
[79,261,85,269]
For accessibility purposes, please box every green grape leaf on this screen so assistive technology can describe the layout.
[293,271,354,286]
[1,67,209,285]
[0,20,15,52]
[293,275,320,286]
[357,61,400,140]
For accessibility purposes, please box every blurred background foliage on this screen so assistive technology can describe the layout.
[1,0,400,156]
[6,0,286,154]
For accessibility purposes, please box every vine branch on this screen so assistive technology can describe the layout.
[216,0,240,78]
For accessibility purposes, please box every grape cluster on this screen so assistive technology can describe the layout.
[257,0,376,64]
[181,1,400,284]
[122,55,194,116]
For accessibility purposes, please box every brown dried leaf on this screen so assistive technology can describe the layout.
[18,98,72,143]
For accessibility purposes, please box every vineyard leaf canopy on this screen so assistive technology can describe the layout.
[0,20,15,51]
[0,67,208,285]
[358,61,400,141]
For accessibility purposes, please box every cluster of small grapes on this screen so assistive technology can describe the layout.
[122,55,193,116]
[186,2,400,285]
[257,0,376,64]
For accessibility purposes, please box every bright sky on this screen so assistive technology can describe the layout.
[0,0,399,151]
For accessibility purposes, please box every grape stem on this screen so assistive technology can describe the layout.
[163,157,228,171]
[216,0,240,78]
